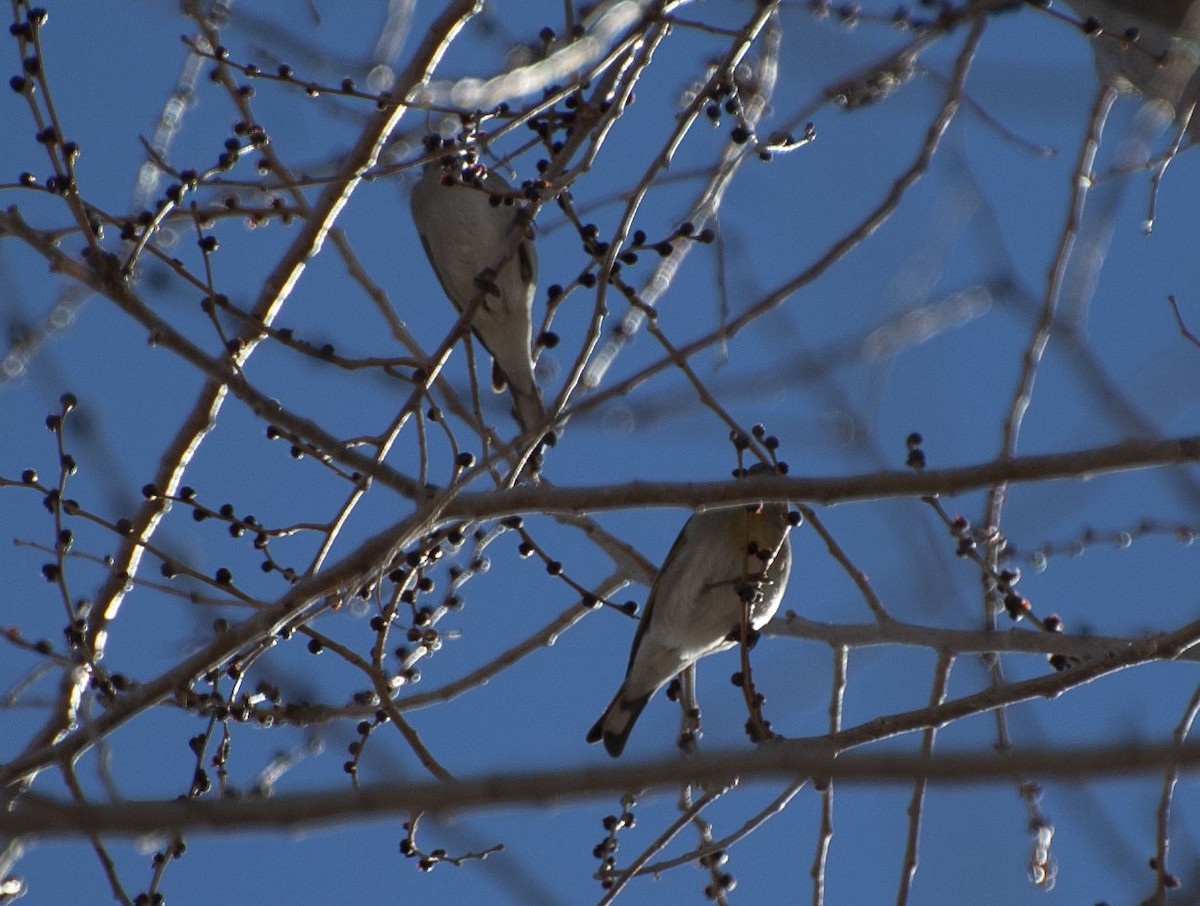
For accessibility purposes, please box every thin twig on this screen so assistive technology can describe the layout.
[895,653,953,905]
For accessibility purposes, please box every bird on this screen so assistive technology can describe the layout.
[587,463,793,757]
[409,138,549,440]
[1064,1,1200,145]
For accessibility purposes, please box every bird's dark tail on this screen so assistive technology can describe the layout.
[509,387,559,454]
[587,690,651,758]
[509,385,547,436]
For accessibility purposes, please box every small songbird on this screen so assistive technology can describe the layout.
[587,463,793,757]
[409,137,548,438]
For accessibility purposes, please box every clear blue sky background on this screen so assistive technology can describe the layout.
[2,1,1199,903]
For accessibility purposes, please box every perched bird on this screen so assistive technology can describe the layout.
[409,139,548,438]
[1064,0,1200,146]
[587,463,793,757]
